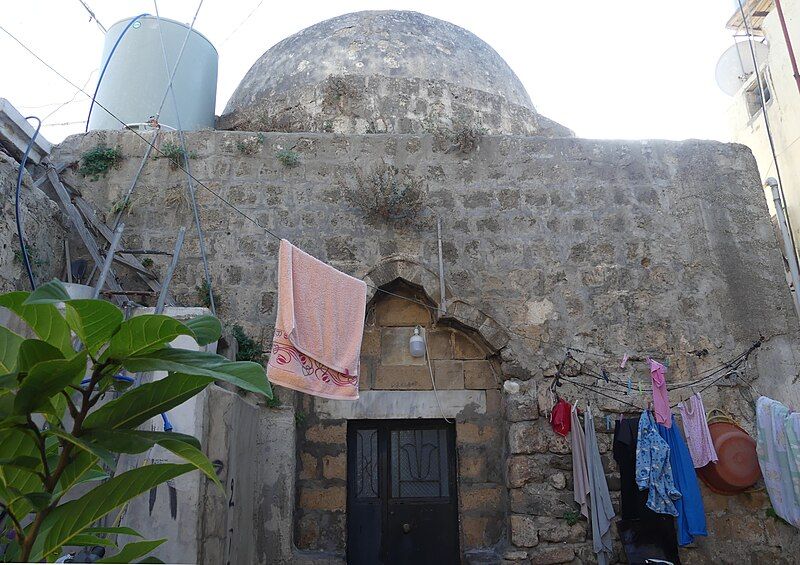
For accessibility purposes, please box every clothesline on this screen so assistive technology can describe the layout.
[551,341,761,413]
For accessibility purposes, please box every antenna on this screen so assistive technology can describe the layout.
[716,40,770,96]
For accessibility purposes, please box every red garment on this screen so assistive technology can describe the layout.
[551,399,572,436]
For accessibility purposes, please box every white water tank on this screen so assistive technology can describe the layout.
[88,15,217,131]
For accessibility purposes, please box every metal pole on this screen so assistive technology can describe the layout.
[774,0,800,96]
[437,217,447,316]
[93,223,124,299]
[64,240,72,284]
[156,226,186,314]
[769,178,800,319]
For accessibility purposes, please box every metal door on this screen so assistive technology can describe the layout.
[347,420,459,565]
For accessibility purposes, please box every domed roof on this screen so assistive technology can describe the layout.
[224,10,535,115]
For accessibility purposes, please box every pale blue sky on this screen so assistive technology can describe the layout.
[3,0,741,142]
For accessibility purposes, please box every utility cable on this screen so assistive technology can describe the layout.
[15,116,43,290]
[153,0,215,315]
[220,0,265,45]
[76,0,107,33]
[0,22,766,381]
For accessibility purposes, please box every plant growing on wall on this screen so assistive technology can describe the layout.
[79,146,122,181]
[231,324,264,363]
[275,149,300,168]
[158,142,196,171]
[345,163,426,224]
[195,280,220,310]
[235,134,265,156]
[0,280,271,562]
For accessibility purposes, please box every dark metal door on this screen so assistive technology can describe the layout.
[347,420,459,565]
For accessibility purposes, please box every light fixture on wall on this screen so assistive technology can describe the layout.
[409,326,426,357]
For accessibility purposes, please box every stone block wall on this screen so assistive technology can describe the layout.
[49,130,800,563]
[0,149,66,292]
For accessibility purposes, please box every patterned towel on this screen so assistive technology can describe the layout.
[267,240,367,400]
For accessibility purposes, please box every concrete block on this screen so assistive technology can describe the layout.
[299,485,346,511]
[434,360,464,389]
[376,295,431,326]
[464,360,497,389]
[374,365,431,389]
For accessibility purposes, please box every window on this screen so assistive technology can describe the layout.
[745,69,773,118]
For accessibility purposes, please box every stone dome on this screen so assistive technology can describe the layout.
[225,11,533,112]
[219,11,571,136]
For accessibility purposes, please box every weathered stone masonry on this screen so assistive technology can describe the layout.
[51,129,800,563]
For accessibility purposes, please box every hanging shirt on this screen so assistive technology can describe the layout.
[570,404,590,519]
[551,398,572,437]
[756,396,800,528]
[585,405,615,565]
[636,410,681,516]
[648,359,672,427]
[658,415,708,546]
[678,393,718,468]
[786,411,800,516]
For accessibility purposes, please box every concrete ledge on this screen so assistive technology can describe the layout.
[0,98,52,164]
[314,390,486,419]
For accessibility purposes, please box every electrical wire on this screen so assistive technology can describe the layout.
[220,0,265,45]
[15,116,43,290]
[423,326,451,423]
[76,0,107,33]
[0,22,766,384]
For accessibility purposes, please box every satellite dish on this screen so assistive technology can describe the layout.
[716,41,770,96]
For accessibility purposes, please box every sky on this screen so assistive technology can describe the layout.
[2,0,742,143]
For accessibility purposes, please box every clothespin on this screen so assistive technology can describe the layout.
[626,376,632,395]
[663,358,670,368]
[620,353,629,369]
[605,414,613,431]
[601,369,610,383]
[637,379,643,397]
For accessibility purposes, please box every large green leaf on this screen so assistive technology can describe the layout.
[123,348,271,396]
[45,428,116,467]
[83,526,142,538]
[104,315,193,360]
[82,373,212,431]
[16,339,64,374]
[32,463,193,560]
[53,456,108,500]
[22,279,72,304]
[0,292,72,355]
[14,351,87,414]
[183,315,222,346]
[0,325,24,374]
[96,539,166,564]
[67,534,118,547]
[0,428,44,517]
[65,299,124,356]
[84,430,220,489]
[84,429,201,453]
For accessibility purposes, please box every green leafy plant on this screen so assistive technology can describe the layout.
[275,149,299,168]
[231,325,264,363]
[141,258,154,269]
[563,510,581,526]
[0,280,271,562]
[79,146,122,181]
[345,163,425,224]
[195,280,220,309]
[110,196,132,215]
[158,142,195,171]
[235,134,264,155]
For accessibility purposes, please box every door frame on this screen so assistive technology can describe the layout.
[346,419,460,564]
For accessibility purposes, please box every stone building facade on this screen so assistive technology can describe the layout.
[43,9,800,565]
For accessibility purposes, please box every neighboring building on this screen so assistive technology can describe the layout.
[17,8,800,565]
[723,1,800,258]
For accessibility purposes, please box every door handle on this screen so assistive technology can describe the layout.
[402,523,411,534]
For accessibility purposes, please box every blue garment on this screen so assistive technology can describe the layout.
[658,414,708,546]
[636,411,681,516]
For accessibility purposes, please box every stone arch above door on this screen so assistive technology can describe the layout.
[361,255,511,353]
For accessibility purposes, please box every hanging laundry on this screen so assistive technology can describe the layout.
[678,393,718,468]
[584,404,615,565]
[635,410,681,516]
[570,403,590,519]
[648,358,672,427]
[785,411,800,514]
[550,398,572,437]
[267,239,367,400]
[756,396,800,528]
[613,415,681,564]
[658,415,708,546]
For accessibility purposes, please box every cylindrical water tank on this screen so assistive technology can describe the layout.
[88,15,217,131]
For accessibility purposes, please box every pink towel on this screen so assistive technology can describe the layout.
[267,239,367,400]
